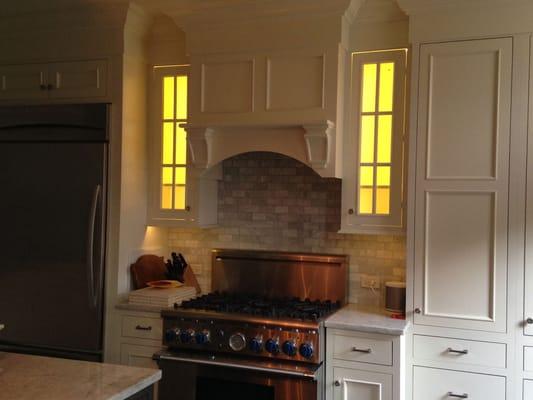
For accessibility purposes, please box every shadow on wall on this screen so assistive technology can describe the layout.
[169,151,405,306]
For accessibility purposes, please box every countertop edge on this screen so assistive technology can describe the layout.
[107,370,162,400]
[324,320,408,336]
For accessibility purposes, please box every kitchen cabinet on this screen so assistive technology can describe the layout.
[326,328,404,400]
[0,59,107,101]
[412,37,512,333]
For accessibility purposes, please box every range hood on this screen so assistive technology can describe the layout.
[160,0,364,178]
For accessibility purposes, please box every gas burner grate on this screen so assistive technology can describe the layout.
[178,292,341,321]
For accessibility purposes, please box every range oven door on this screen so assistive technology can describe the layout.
[154,350,322,400]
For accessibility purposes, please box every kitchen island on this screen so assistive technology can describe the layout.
[0,352,161,400]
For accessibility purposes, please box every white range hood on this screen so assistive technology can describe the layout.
[155,0,365,177]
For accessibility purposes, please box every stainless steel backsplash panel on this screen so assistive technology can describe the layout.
[211,249,348,305]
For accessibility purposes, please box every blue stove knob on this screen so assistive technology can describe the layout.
[282,340,297,357]
[249,336,263,353]
[299,342,314,359]
[164,328,178,343]
[195,330,210,345]
[265,338,280,354]
[179,329,194,344]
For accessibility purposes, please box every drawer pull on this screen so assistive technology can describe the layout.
[526,318,533,324]
[447,392,468,398]
[447,347,468,355]
[352,347,372,354]
[135,325,152,331]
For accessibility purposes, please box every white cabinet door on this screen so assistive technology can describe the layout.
[333,367,392,400]
[524,380,533,399]
[48,60,107,99]
[413,37,512,332]
[0,63,48,100]
[120,343,161,369]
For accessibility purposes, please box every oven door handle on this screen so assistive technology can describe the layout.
[154,352,320,380]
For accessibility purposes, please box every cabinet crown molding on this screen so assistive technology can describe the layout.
[396,0,533,15]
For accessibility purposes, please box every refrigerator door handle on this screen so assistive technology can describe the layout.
[87,184,101,308]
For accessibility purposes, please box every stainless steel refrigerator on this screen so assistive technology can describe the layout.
[0,104,108,362]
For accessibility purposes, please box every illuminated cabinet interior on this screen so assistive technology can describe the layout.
[341,49,407,234]
[161,74,188,211]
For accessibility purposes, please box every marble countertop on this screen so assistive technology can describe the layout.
[0,352,161,400]
[325,304,410,335]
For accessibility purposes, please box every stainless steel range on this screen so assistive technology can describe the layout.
[154,249,348,400]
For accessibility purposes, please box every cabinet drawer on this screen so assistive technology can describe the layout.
[413,366,505,400]
[332,332,393,366]
[121,315,162,341]
[413,335,506,368]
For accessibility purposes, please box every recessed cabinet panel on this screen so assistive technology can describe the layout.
[333,367,392,400]
[425,43,504,179]
[524,380,533,399]
[48,60,107,99]
[424,191,495,321]
[0,64,47,100]
[266,54,324,110]
[201,60,254,113]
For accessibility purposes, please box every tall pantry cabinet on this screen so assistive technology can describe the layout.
[402,1,533,396]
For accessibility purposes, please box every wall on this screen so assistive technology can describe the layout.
[168,152,406,306]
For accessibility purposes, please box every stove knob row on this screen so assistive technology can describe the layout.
[229,333,246,351]
[165,328,211,345]
[265,338,280,354]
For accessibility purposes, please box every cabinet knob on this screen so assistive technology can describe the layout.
[526,318,533,325]
[414,308,421,314]
[47,84,54,90]
[185,205,191,212]
[39,84,47,90]
[334,380,341,387]
[348,208,354,215]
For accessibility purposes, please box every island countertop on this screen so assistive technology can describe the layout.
[0,352,161,400]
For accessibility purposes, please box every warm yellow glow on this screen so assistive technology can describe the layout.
[175,125,187,165]
[377,166,390,186]
[376,187,390,214]
[379,63,394,112]
[377,115,392,163]
[360,116,375,163]
[162,167,173,185]
[359,187,373,214]
[163,122,174,164]
[175,167,186,185]
[161,185,172,209]
[360,166,374,186]
[176,76,188,120]
[163,77,175,120]
[361,64,377,113]
[174,186,186,210]
[160,73,188,212]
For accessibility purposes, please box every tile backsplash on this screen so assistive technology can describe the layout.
[168,152,405,306]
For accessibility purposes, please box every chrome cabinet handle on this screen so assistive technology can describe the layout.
[352,347,372,354]
[447,392,468,398]
[447,348,468,355]
[334,380,341,387]
[526,318,533,324]
[135,325,152,331]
